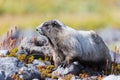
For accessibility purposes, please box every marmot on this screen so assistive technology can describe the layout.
[36,20,111,70]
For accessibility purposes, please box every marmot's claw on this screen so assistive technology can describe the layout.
[60,61,67,68]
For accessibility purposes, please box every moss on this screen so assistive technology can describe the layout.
[28,55,34,63]
[37,65,55,78]
[17,54,26,62]
[8,47,18,57]
[62,74,74,80]
[10,47,18,53]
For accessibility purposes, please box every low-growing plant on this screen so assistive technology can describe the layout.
[37,65,55,78]
[17,54,26,62]
[28,55,34,63]
[7,47,18,57]
[62,74,74,80]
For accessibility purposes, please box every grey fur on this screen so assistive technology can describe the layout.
[36,20,112,68]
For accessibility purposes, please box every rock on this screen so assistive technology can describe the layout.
[70,76,98,80]
[17,36,51,58]
[19,64,41,80]
[58,77,65,80]
[32,79,40,80]
[52,61,84,77]
[5,76,13,80]
[71,76,80,80]
[16,49,28,55]
[67,61,84,75]
[0,70,5,80]
[44,61,51,65]
[103,75,120,80]
[32,59,46,66]
[0,50,9,56]
[0,57,25,77]
[44,78,57,80]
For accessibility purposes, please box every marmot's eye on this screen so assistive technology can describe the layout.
[44,24,49,27]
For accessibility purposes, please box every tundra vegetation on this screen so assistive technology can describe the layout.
[0,26,120,80]
[0,0,120,79]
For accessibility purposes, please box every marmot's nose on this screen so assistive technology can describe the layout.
[36,28,38,31]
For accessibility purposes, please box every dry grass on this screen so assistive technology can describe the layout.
[111,46,119,74]
[0,26,22,50]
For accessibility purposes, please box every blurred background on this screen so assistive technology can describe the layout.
[0,0,120,47]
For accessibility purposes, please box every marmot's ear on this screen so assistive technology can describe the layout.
[52,20,61,28]
[52,21,58,27]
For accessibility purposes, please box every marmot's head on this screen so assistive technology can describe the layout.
[36,19,65,42]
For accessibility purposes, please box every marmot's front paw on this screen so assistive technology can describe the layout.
[60,61,67,68]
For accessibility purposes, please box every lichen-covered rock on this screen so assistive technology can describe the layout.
[19,64,41,80]
[52,61,84,77]
[0,57,25,78]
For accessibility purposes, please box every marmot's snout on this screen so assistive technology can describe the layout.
[36,27,44,35]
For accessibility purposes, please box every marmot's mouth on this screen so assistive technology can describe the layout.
[36,29,54,47]
[39,30,44,35]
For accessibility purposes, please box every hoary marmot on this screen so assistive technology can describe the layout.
[36,20,111,70]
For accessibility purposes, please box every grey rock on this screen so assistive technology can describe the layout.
[19,64,41,80]
[67,61,84,75]
[16,49,28,55]
[70,76,98,80]
[32,59,46,66]
[52,61,84,77]
[0,70,5,80]
[0,57,25,77]
[5,76,12,80]
[45,78,57,80]
[44,61,51,65]
[71,76,80,80]
[0,50,9,56]
[32,79,40,80]
[103,75,120,80]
